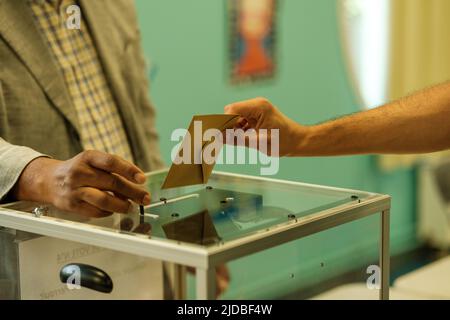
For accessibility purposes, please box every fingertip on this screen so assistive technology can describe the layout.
[134,172,146,184]
[142,193,151,205]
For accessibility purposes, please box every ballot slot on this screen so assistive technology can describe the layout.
[144,193,200,210]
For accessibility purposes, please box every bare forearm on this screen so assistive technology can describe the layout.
[296,82,450,156]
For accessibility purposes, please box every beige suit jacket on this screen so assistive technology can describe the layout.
[0,0,164,201]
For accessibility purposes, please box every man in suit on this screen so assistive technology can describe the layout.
[1,0,230,299]
[0,0,163,216]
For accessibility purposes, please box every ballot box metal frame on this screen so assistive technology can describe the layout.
[0,170,391,300]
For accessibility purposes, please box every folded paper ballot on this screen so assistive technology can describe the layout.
[161,114,239,189]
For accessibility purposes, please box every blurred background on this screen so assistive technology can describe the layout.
[135,0,450,299]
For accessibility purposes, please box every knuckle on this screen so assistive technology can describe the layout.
[63,174,76,188]
[110,175,122,190]
[257,98,274,112]
[80,150,94,161]
[64,169,81,187]
[256,97,269,106]
[69,164,83,177]
[102,154,116,169]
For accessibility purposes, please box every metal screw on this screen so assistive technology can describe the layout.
[32,206,47,218]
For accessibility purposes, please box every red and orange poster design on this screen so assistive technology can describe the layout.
[228,0,278,84]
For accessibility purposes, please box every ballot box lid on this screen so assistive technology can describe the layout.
[0,170,390,268]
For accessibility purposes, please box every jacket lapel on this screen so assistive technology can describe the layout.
[0,0,81,133]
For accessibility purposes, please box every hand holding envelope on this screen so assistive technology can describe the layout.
[162,114,239,189]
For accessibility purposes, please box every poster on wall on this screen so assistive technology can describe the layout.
[227,0,278,84]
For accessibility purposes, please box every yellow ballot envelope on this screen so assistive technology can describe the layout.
[161,114,239,189]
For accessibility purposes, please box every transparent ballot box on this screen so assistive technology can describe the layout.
[0,170,391,300]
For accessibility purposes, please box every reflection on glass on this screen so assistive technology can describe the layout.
[147,188,294,244]
[162,210,219,245]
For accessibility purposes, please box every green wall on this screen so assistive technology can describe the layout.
[135,0,418,298]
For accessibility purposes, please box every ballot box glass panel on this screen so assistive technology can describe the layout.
[215,213,381,300]
[146,171,372,245]
[2,170,373,247]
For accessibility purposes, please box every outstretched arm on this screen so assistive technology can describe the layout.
[225,81,450,157]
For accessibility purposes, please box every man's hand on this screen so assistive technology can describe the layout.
[12,150,150,217]
[224,98,307,157]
